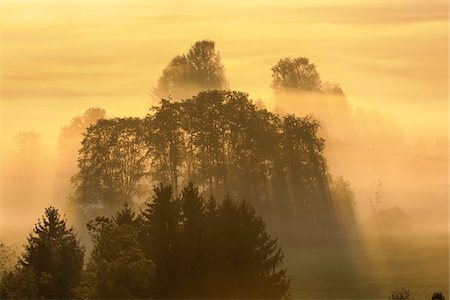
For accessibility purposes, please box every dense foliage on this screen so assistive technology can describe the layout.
[1,207,84,299]
[272,57,322,92]
[139,183,290,298]
[73,90,356,240]
[153,40,228,100]
[1,186,289,299]
[76,204,155,299]
[271,57,344,95]
[73,117,149,211]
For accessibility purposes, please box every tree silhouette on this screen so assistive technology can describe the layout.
[57,108,107,227]
[58,107,106,156]
[202,197,290,299]
[73,117,149,212]
[153,40,227,100]
[1,267,39,299]
[174,183,208,296]
[0,241,15,275]
[2,207,84,299]
[389,288,414,300]
[0,241,19,298]
[330,176,356,234]
[77,203,155,299]
[369,180,384,214]
[271,57,322,93]
[145,100,184,194]
[72,89,353,241]
[139,184,181,298]
[431,292,446,300]
[271,57,346,98]
[137,183,290,298]
[12,131,46,181]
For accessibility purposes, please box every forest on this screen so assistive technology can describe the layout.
[0,39,447,300]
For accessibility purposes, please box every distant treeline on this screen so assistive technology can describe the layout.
[1,184,289,299]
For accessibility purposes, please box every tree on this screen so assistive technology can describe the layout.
[321,82,345,96]
[175,183,207,295]
[330,176,356,235]
[138,183,290,298]
[57,108,107,218]
[153,40,228,100]
[140,184,181,298]
[1,267,39,299]
[2,207,84,299]
[271,57,346,98]
[145,100,184,194]
[201,198,290,299]
[370,180,384,214]
[271,57,322,93]
[0,241,21,298]
[181,90,228,197]
[72,89,350,241]
[13,131,45,162]
[11,131,46,183]
[77,204,155,299]
[431,292,446,300]
[272,114,336,239]
[0,241,15,276]
[389,288,414,300]
[58,107,106,156]
[73,117,149,212]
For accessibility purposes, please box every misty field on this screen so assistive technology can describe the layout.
[286,232,449,299]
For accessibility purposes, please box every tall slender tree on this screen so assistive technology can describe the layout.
[2,207,84,299]
[140,184,181,298]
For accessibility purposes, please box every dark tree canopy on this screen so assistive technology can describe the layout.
[389,288,414,300]
[272,57,322,92]
[139,184,181,297]
[2,207,84,299]
[76,203,155,299]
[271,57,344,96]
[57,108,107,220]
[73,117,149,212]
[153,40,228,100]
[0,241,15,275]
[432,292,446,300]
[73,89,354,242]
[139,183,290,299]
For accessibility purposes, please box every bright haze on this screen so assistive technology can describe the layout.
[0,0,447,244]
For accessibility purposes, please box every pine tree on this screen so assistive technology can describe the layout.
[207,198,290,299]
[140,184,181,298]
[175,183,207,296]
[17,207,84,299]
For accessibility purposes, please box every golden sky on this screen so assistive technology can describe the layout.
[0,0,448,245]
[0,0,448,151]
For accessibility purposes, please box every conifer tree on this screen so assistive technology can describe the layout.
[3,207,84,299]
[140,184,181,298]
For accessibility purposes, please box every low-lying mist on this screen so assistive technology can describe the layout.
[274,90,447,229]
[0,38,447,299]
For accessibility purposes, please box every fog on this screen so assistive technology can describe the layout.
[274,90,447,226]
[0,1,447,298]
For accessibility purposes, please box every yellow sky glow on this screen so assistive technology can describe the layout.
[0,0,447,150]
